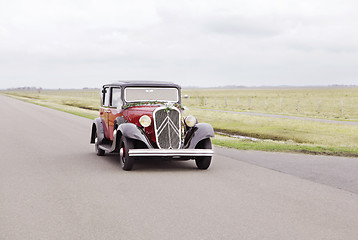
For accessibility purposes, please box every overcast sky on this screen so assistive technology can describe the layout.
[0,0,357,89]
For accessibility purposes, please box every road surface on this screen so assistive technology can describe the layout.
[1,94,358,240]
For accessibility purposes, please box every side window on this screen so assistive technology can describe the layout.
[100,89,104,106]
[103,87,110,107]
[111,88,123,108]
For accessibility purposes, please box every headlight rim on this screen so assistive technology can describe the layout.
[185,115,197,127]
[139,115,152,128]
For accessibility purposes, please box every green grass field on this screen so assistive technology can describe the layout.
[2,87,358,157]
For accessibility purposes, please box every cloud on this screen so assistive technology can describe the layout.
[203,15,283,37]
[0,0,358,88]
[0,25,8,37]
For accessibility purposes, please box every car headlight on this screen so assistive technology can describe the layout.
[185,115,197,127]
[139,115,151,127]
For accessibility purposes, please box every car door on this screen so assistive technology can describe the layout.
[107,87,123,141]
[100,86,111,139]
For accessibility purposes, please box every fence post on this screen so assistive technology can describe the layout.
[204,97,207,106]
[265,97,268,110]
[318,99,321,114]
[296,99,300,112]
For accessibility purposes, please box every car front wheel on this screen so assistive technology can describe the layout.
[195,138,212,170]
[119,137,134,171]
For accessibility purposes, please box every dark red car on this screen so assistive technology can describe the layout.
[90,81,214,170]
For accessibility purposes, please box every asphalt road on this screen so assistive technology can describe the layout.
[1,94,358,240]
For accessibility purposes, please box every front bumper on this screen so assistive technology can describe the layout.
[128,149,213,158]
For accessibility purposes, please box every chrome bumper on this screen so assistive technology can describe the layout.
[128,149,214,157]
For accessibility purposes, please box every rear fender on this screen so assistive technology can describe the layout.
[90,118,105,144]
[186,123,214,149]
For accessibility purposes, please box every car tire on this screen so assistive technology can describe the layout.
[195,138,212,170]
[95,131,105,156]
[120,137,134,171]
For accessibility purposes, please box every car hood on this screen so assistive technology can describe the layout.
[124,105,162,115]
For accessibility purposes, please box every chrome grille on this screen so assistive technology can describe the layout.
[153,107,181,149]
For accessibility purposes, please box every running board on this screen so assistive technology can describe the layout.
[98,129,120,153]
[98,144,112,152]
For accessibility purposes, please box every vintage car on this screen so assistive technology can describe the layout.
[90,81,214,170]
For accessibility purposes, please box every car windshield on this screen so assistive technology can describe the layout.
[124,87,179,102]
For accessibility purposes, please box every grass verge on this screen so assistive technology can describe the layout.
[213,135,358,157]
[2,93,98,119]
[186,108,358,147]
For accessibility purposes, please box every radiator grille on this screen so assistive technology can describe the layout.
[153,107,181,149]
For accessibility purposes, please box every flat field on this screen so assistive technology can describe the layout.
[182,87,358,120]
[2,87,358,156]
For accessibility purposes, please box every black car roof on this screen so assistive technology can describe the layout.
[103,81,181,89]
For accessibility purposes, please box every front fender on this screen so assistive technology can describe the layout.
[90,118,105,144]
[117,123,152,149]
[186,123,214,149]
